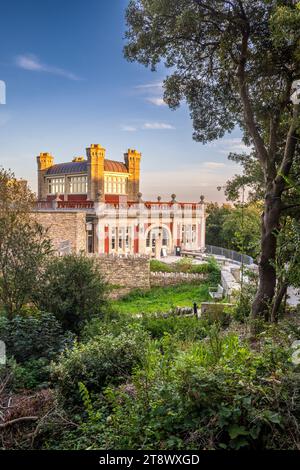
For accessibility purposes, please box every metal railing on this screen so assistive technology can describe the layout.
[205,245,254,265]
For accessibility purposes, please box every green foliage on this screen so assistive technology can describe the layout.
[205,203,233,247]
[140,314,209,341]
[150,260,173,272]
[33,254,107,333]
[51,326,149,407]
[0,168,53,318]
[1,357,51,391]
[222,203,261,259]
[112,283,211,314]
[150,257,220,281]
[0,312,71,363]
[51,325,299,450]
[233,270,258,323]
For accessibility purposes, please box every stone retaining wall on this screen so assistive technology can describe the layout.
[93,254,150,292]
[150,271,207,287]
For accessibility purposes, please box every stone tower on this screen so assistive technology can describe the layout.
[37,152,54,200]
[124,148,141,201]
[86,144,105,201]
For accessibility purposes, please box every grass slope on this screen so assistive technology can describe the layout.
[112,282,210,314]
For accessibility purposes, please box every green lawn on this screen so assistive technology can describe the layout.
[111,282,211,314]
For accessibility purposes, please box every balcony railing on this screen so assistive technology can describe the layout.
[34,200,94,210]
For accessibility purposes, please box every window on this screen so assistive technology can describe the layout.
[125,227,131,249]
[48,177,65,195]
[69,175,87,194]
[192,224,197,243]
[118,227,125,249]
[104,175,127,195]
[111,227,116,250]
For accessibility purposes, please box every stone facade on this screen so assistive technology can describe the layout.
[32,211,87,254]
[94,254,150,290]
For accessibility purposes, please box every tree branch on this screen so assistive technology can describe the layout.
[276,104,300,191]
[0,416,38,428]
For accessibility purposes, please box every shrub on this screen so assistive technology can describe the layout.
[0,312,72,362]
[174,257,193,273]
[150,260,173,272]
[140,314,209,341]
[174,257,221,284]
[51,326,150,406]
[1,357,51,391]
[55,330,299,450]
[33,254,107,333]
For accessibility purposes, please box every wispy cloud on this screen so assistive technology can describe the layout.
[134,81,163,90]
[121,125,137,132]
[142,122,174,130]
[121,121,175,131]
[134,81,167,107]
[202,161,226,169]
[146,97,166,107]
[15,54,81,81]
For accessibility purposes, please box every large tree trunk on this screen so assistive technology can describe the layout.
[252,189,282,321]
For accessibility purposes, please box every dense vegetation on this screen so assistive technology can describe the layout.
[205,203,261,260]
[2,308,300,450]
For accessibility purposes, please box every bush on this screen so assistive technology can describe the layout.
[0,312,72,362]
[150,257,221,286]
[82,313,209,343]
[33,254,107,333]
[140,314,209,341]
[52,329,299,450]
[1,357,51,391]
[150,260,173,272]
[51,326,150,406]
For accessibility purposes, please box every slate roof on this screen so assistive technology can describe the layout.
[46,159,128,176]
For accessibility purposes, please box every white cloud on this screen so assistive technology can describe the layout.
[15,54,81,81]
[134,81,167,107]
[146,97,166,106]
[121,125,137,132]
[202,161,226,169]
[135,81,163,90]
[142,122,175,130]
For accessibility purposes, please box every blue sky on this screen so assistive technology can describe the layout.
[0,0,245,202]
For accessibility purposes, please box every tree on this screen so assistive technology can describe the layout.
[205,203,233,247]
[222,203,261,259]
[0,168,52,317]
[124,0,300,320]
[33,254,107,334]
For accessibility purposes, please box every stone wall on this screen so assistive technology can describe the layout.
[150,271,207,287]
[221,268,241,300]
[93,254,150,291]
[32,211,87,254]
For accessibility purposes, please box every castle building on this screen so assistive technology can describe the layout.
[35,144,206,256]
